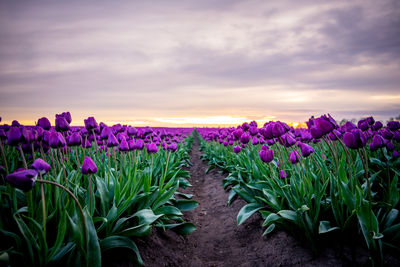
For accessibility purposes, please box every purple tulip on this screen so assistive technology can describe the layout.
[82,139,92,148]
[100,127,113,140]
[146,142,158,154]
[382,129,393,140]
[393,150,400,158]
[84,117,98,131]
[358,120,369,131]
[127,126,138,137]
[280,133,296,147]
[6,126,21,146]
[370,134,384,151]
[272,122,286,138]
[5,169,38,192]
[167,142,178,152]
[298,143,314,157]
[280,170,287,179]
[233,129,244,140]
[37,117,51,130]
[310,126,323,139]
[372,121,383,131]
[233,146,241,154]
[0,129,6,140]
[81,156,97,174]
[134,139,145,150]
[259,149,274,163]
[67,132,82,147]
[343,121,357,132]
[387,121,400,131]
[343,129,367,149]
[249,126,258,136]
[11,120,20,127]
[386,141,395,151]
[119,138,129,152]
[31,158,51,175]
[240,133,251,144]
[289,150,301,164]
[107,134,119,147]
[55,115,70,132]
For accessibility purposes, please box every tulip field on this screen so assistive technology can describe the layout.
[0,113,197,266]
[0,112,400,266]
[198,116,400,264]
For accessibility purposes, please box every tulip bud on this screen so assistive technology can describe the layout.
[5,169,38,192]
[81,156,97,174]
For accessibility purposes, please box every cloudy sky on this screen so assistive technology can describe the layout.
[0,0,399,127]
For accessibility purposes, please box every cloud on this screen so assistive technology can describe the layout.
[0,0,399,126]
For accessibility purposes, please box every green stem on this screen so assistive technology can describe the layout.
[39,173,47,237]
[36,180,88,254]
[0,141,9,174]
[148,154,154,192]
[89,174,93,215]
[160,151,171,191]
[18,144,28,169]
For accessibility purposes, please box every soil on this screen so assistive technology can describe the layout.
[106,140,399,267]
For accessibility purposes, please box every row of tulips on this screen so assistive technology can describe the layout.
[0,113,197,266]
[197,115,400,264]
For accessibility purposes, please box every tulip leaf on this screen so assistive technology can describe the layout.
[174,199,199,211]
[172,222,196,235]
[318,221,339,234]
[237,203,263,226]
[100,236,143,266]
[262,224,276,236]
[277,210,297,222]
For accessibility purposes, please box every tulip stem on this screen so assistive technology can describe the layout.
[148,154,154,192]
[31,143,36,161]
[0,141,9,174]
[39,173,47,237]
[74,147,80,170]
[92,130,99,158]
[89,174,93,215]
[36,179,88,255]
[18,145,28,169]
[58,149,68,185]
[119,153,124,185]
[160,151,171,191]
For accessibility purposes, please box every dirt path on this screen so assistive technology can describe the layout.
[112,140,375,266]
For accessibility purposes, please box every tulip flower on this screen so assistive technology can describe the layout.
[5,169,38,192]
[298,143,314,158]
[233,146,241,154]
[81,156,97,174]
[289,150,301,164]
[37,117,51,130]
[343,129,367,149]
[84,117,98,131]
[240,133,251,144]
[372,121,383,130]
[67,132,82,147]
[146,143,158,154]
[280,170,287,179]
[167,142,178,152]
[107,134,119,147]
[387,121,400,131]
[259,149,274,163]
[31,158,51,175]
[55,115,70,132]
[6,126,21,146]
[119,138,129,152]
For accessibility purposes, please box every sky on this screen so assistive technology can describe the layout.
[0,0,399,127]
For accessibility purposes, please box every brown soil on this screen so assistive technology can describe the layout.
[107,140,399,267]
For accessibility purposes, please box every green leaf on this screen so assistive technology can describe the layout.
[277,210,297,222]
[262,213,280,227]
[85,209,101,267]
[319,221,339,234]
[133,209,163,225]
[262,224,275,236]
[172,222,196,235]
[237,203,263,226]
[174,199,199,211]
[154,206,183,216]
[100,236,143,266]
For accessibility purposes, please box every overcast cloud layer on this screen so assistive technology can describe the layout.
[0,0,399,126]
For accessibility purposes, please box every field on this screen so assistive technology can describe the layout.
[1,113,400,266]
